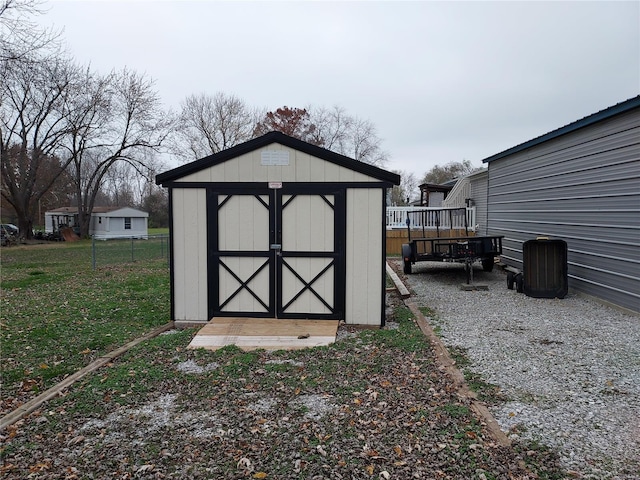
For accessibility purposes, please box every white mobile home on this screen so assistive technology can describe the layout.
[45,206,149,239]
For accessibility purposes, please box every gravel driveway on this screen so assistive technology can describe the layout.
[393,259,640,480]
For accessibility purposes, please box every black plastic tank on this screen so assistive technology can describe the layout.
[522,238,568,299]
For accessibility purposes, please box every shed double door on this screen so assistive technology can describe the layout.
[209,186,345,320]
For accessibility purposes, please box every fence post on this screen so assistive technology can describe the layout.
[131,237,134,262]
[92,236,96,270]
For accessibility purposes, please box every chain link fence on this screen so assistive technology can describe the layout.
[91,235,170,269]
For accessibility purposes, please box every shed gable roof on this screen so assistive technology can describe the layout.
[156,131,401,186]
[482,95,640,164]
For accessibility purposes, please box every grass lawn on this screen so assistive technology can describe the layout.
[0,243,564,479]
[148,227,169,235]
[1,241,170,415]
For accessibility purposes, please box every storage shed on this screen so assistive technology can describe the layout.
[156,131,401,327]
[482,96,640,312]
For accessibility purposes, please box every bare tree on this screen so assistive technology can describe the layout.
[253,104,389,167]
[307,105,388,166]
[101,161,137,206]
[139,182,168,228]
[389,170,418,205]
[307,105,351,151]
[173,96,389,168]
[171,92,257,161]
[339,115,388,167]
[63,68,172,237]
[0,53,81,238]
[0,0,61,62]
[421,159,480,185]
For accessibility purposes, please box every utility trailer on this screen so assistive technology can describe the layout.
[401,207,503,283]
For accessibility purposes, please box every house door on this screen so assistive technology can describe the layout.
[208,186,345,320]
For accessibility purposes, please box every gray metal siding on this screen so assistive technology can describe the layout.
[487,109,640,312]
[470,172,488,235]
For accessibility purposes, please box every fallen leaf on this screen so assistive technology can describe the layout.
[136,464,154,473]
[29,461,51,473]
[253,472,268,479]
[0,464,17,474]
[393,445,402,457]
[67,435,85,446]
[39,363,49,369]
[366,464,375,475]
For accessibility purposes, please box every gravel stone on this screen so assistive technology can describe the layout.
[395,259,640,479]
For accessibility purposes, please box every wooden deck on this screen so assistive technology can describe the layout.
[187,317,340,351]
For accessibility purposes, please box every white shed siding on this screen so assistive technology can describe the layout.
[174,145,381,184]
[346,188,383,326]
[172,189,208,322]
[158,132,400,326]
[486,103,640,312]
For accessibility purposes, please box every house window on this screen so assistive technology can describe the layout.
[124,217,131,230]
[98,217,102,224]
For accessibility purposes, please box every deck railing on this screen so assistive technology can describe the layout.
[386,206,476,232]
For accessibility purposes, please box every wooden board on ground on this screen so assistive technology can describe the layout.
[188,317,340,351]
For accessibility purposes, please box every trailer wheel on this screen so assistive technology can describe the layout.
[515,274,524,293]
[507,271,515,290]
[482,258,494,272]
[403,259,412,274]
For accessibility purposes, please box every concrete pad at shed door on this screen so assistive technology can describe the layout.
[188,317,340,351]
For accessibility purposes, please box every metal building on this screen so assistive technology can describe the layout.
[156,131,400,327]
[482,96,640,312]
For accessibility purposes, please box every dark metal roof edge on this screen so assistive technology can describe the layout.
[156,131,401,186]
[418,183,454,190]
[481,95,640,164]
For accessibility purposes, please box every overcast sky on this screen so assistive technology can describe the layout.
[35,0,639,177]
